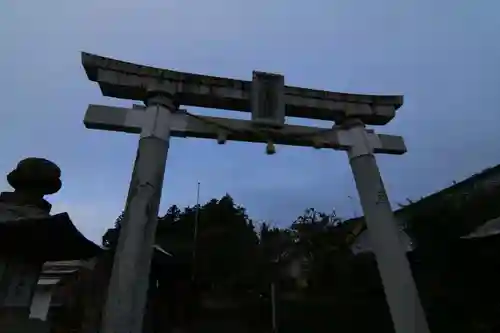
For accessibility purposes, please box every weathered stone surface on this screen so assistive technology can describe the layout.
[81,52,403,125]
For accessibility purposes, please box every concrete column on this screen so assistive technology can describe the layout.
[344,120,430,333]
[100,90,174,333]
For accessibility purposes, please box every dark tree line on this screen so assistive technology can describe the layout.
[49,192,364,333]
[99,195,376,332]
[96,190,500,333]
[102,195,353,298]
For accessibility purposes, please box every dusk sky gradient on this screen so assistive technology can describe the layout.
[1,0,499,243]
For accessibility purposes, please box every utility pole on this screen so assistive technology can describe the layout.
[269,256,279,333]
[192,182,200,281]
[271,282,277,333]
[347,195,358,218]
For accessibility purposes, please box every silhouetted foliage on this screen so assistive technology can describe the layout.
[93,184,500,333]
[405,180,500,254]
[101,210,124,248]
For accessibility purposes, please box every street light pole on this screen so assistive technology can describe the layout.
[347,195,358,218]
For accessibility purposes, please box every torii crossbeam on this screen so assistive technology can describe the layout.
[81,52,430,333]
[84,104,407,154]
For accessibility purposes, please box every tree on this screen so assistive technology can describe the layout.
[257,222,295,290]
[88,176,500,333]
[155,194,260,295]
[102,210,124,248]
[289,208,351,293]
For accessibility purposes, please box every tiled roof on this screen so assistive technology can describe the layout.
[0,213,102,261]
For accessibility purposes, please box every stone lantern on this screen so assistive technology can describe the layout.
[0,158,101,332]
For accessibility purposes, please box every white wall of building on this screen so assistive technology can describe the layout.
[29,288,53,321]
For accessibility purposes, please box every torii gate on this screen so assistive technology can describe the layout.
[81,53,430,333]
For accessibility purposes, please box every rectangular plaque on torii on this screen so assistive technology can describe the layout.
[251,71,285,127]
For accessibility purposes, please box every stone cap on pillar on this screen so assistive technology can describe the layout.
[3,157,62,214]
[7,157,62,195]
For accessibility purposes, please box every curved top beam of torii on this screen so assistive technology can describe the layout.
[81,52,403,126]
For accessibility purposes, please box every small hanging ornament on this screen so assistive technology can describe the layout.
[266,141,276,155]
[217,131,227,145]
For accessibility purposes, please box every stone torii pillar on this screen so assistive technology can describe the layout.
[339,119,429,333]
[99,88,175,333]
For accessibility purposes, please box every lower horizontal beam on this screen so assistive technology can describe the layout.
[84,104,406,155]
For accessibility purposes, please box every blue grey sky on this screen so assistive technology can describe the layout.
[1,0,499,243]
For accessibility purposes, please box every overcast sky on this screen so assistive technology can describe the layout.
[1,0,499,243]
